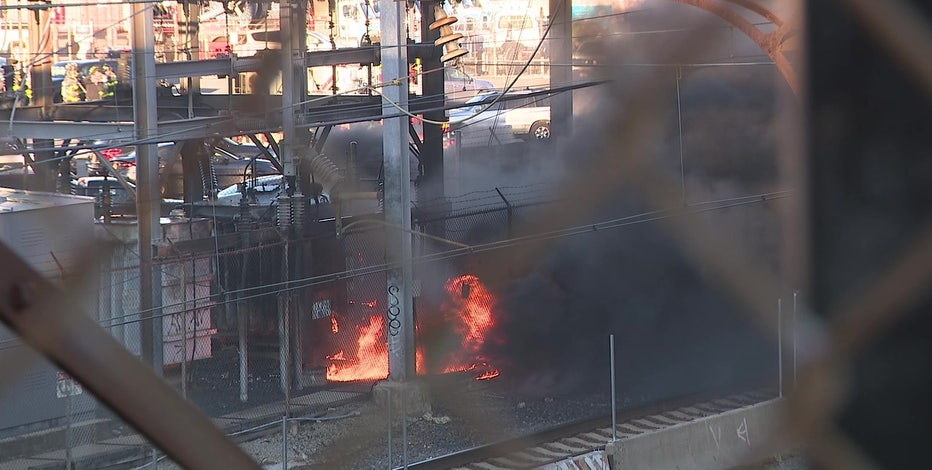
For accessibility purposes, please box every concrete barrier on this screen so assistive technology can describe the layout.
[605,399,785,469]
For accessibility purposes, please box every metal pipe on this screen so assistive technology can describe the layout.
[387,385,393,469]
[133,0,163,374]
[495,188,513,238]
[279,240,291,407]
[676,66,686,204]
[349,140,358,192]
[66,386,73,470]
[610,334,617,442]
[290,411,362,422]
[181,258,188,399]
[778,297,783,398]
[793,289,798,389]
[239,250,249,403]
[292,240,304,390]
[281,415,288,470]
[402,385,408,469]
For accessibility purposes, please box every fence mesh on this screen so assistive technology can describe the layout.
[1,0,928,469]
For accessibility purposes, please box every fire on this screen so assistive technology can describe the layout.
[439,275,496,375]
[476,369,500,380]
[326,274,499,382]
[330,315,339,334]
[326,315,388,382]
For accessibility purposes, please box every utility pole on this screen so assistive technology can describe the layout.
[550,0,572,140]
[177,1,201,103]
[420,2,445,207]
[27,2,55,191]
[380,0,415,381]
[132,2,163,373]
[277,0,310,398]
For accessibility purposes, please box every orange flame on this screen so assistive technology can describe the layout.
[326,274,500,382]
[326,315,388,382]
[330,315,339,334]
[416,348,425,375]
[475,369,500,380]
[440,275,496,374]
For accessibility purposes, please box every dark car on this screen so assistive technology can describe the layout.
[113,141,279,199]
[572,40,605,81]
[79,139,134,177]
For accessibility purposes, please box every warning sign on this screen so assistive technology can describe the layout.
[311,299,331,319]
[56,372,83,398]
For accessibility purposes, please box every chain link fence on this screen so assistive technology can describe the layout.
[2,0,929,469]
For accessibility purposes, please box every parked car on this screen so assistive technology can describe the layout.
[213,174,334,222]
[448,89,551,143]
[113,141,279,199]
[572,40,606,81]
[215,174,285,205]
[71,176,183,216]
[77,140,134,177]
[230,29,335,57]
[71,176,135,205]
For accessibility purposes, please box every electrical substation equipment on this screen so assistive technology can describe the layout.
[429,4,468,64]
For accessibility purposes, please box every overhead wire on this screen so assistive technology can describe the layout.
[38,188,793,332]
[0,188,791,342]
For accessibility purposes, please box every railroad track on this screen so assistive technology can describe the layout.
[403,389,776,470]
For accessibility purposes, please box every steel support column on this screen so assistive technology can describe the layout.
[132,1,163,371]
[420,2,445,204]
[178,0,201,107]
[550,0,573,140]
[28,4,55,191]
[381,0,415,381]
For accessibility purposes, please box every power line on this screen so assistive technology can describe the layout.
[85,189,792,326]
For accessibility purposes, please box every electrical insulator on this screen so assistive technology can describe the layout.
[428,5,467,64]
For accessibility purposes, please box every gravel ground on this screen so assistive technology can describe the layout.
[739,454,813,470]
[249,378,611,469]
[157,375,612,469]
[161,376,797,470]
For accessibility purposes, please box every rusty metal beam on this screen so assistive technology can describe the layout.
[669,0,799,96]
[721,0,783,26]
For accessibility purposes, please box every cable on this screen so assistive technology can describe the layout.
[63,189,793,329]
[0,187,790,345]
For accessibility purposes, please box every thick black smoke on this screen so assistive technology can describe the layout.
[470,3,788,402]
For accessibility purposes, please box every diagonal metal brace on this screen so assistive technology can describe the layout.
[0,242,260,470]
